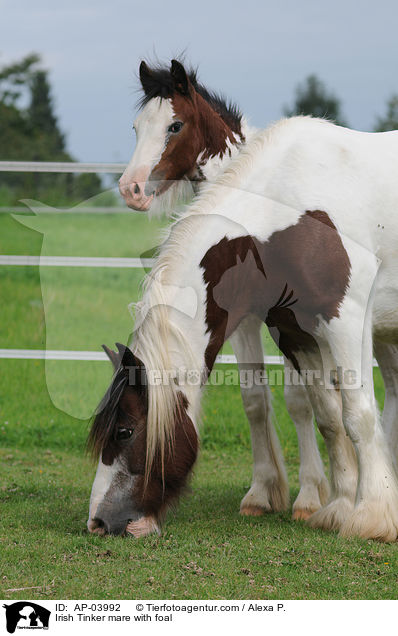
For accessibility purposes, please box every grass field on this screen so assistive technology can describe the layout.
[0,209,397,600]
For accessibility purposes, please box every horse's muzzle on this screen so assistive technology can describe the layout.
[88,516,129,536]
[88,501,143,536]
[118,179,153,211]
[144,169,166,198]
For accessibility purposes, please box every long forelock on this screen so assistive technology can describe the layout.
[137,62,242,134]
[87,366,129,459]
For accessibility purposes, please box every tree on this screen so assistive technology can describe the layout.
[0,53,40,106]
[0,53,101,205]
[374,95,398,132]
[284,74,348,126]
[28,70,66,155]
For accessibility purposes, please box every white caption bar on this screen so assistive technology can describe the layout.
[0,599,392,635]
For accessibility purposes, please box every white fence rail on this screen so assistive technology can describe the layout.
[0,349,283,364]
[0,161,126,173]
[0,160,130,214]
[0,161,378,368]
[0,206,132,214]
[0,255,155,268]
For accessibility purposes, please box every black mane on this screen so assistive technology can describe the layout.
[138,62,243,135]
[87,365,129,459]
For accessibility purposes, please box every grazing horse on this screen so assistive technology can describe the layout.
[89,116,398,541]
[119,59,331,520]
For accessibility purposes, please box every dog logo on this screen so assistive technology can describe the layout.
[2,602,50,633]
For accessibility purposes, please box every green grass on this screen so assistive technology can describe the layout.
[0,211,166,257]
[0,210,397,600]
[0,266,144,351]
[0,210,280,356]
[0,359,396,600]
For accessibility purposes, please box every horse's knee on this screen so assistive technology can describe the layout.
[240,384,269,422]
[342,396,379,445]
[284,382,312,422]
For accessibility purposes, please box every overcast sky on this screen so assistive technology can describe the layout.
[2,0,398,163]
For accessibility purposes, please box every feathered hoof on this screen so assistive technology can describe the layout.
[339,501,398,542]
[240,479,290,515]
[292,506,319,521]
[307,497,354,532]
[240,505,267,517]
[292,477,331,521]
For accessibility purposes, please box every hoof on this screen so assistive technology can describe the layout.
[292,507,318,521]
[240,479,290,515]
[292,478,331,522]
[240,505,266,517]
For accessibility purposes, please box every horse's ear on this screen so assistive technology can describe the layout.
[139,60,153,95]
[170,59,189,95]
[102,344,120,371]
[115,342,137,368]
[115,343,147,393]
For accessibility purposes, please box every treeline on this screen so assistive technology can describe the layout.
[0,53,101,206]
[1,54,397,207]
[284,74,398,132]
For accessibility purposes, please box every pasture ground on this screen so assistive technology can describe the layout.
[0,209,397,600]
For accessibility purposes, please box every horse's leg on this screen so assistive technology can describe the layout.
[326,315,398,541]
[283,357,330,521]
[374,341,398,472]
[229,315,290,515]
[284,347,358,532]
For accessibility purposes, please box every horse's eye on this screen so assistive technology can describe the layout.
[168,121,183,134]
[116,428,133,441]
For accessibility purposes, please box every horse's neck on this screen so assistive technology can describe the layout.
[198,117,257,182]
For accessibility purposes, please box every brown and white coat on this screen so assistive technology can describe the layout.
[90,111,398,542]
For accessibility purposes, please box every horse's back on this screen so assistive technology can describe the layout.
[177,116,398,255]
[253,117,398,242]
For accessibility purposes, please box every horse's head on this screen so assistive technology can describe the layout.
[119,59,243,213]
[87,342,198,537]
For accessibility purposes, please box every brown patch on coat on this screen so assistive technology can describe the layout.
[131,393,198,518]
[95,381,198,520]
[200,210,351,372]
[148,89,240,194]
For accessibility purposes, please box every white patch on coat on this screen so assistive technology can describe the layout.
[87,456,121,525]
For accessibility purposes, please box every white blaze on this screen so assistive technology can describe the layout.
[87,456,120,524]
[120,97,175,186]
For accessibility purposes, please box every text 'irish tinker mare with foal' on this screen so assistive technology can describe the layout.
[88,60,398,542]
